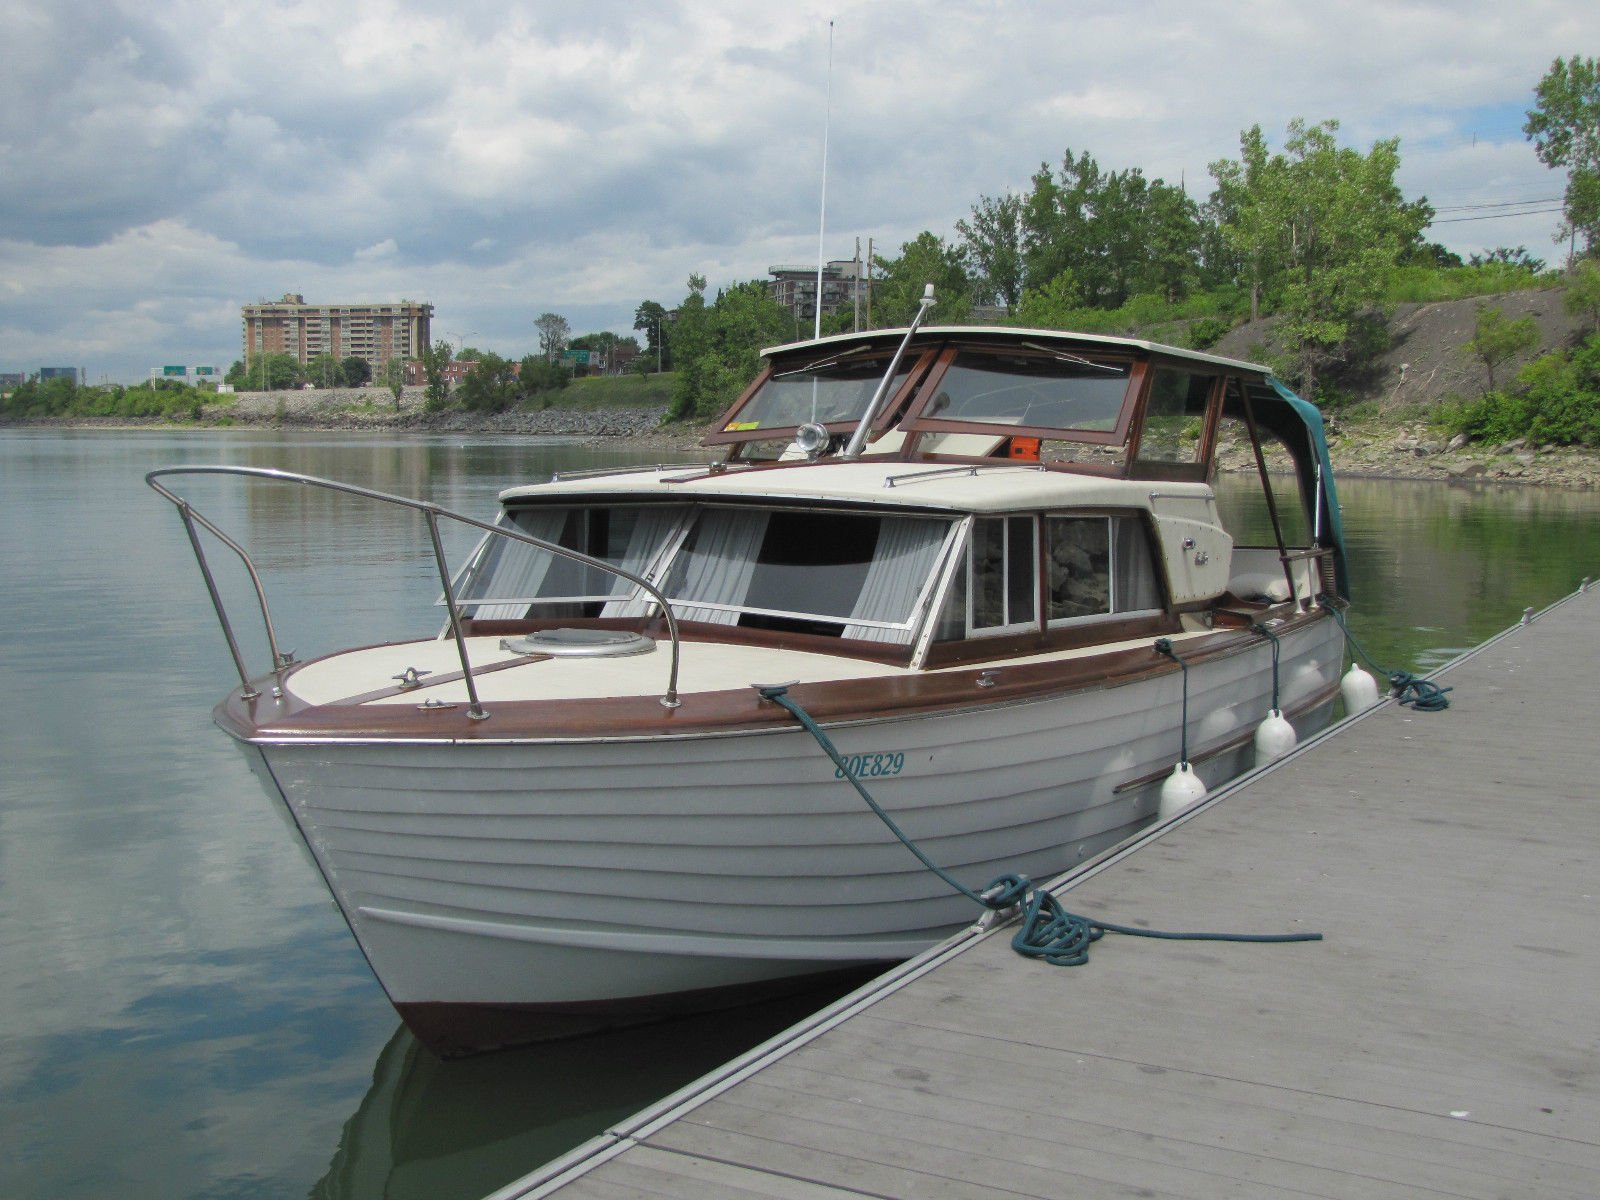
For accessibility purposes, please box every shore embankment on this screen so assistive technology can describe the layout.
[9,383,1600,487]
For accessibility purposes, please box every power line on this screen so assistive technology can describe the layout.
[1431,197,1563,213]
[1431,206,1565,224]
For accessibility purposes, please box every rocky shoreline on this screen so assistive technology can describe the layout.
[9,385,1600,488]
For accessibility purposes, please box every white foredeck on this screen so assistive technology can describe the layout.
[493,582,1600,1199]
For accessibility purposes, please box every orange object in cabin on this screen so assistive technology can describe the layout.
[1007,437,1041,460]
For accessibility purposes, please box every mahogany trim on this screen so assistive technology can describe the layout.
[217,608,1337,746]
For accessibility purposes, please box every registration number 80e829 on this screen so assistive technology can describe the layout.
[834,752,906,780]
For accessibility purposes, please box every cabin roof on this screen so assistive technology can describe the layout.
[759,324,1271,376]
[498,459,1210,513]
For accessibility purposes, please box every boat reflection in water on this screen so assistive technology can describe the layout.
[311,975,868,1200]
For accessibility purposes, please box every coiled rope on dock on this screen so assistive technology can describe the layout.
[757,685,1322,967]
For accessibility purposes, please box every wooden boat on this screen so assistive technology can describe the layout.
[151,315,1350,1055]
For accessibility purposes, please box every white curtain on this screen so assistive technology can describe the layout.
[467,508,568,620]
[600,507,690,617]
[667,509,770,625]
[843,518,950,642]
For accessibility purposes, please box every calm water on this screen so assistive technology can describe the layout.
[3,429,1599,1200]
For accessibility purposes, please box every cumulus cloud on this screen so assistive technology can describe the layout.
[1,0,1594,379]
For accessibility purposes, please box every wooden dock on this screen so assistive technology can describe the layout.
[492,584,1600,1199]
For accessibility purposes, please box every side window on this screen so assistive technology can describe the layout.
[1135,369,1213,465]
[1045,517,1110,621]
[969,516,1036,634]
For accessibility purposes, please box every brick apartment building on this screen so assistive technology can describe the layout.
[242,294,433,372]
[767,260,868,325]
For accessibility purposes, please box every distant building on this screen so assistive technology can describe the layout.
[242,294,433,373]
[38,367,84,385]
[767,260,868,326]
[0,373,26,390]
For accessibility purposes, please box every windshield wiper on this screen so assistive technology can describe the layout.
[1020,342,1125,374]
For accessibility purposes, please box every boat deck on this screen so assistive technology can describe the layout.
[492,583,1600,1200]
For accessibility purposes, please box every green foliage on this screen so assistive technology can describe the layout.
[956,191,1025,310]
[666,275,794,422]
[341,356,372,387]
[1464,304,1541,392]
[1444,333,1600,446]
[419,340,453,411]
[0,377,207,420]
[1564,258,1600,335]
[634,300,669,369]
[1006,149,1200,310]
[556,372,677,410]
[1185,316,1234,350]
[1524,55,1600,254]
[381,357,406,408]
[306,352,343,389]
[456,353,521,413]
[518,354,572,396]
[872,231,974,326]
[1384,263,1549,304]
[1209,118,1430,397]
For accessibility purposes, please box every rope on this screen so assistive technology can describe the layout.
[1251,622,1283,710]
[1320,600,1452,711]
[1152,639,1192,762]
[757,685,1323,967]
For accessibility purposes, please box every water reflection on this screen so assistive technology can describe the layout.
[311,983,863,1200]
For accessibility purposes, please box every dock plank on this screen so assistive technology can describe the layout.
[504,586,1600,1199]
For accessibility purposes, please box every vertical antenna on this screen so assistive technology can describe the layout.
[813,19,834,341]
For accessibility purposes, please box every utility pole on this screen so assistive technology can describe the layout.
[853,237,861,332]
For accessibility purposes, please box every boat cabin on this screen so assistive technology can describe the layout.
[457,327,1344,671]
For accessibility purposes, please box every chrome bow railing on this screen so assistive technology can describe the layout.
[145,465,683,717]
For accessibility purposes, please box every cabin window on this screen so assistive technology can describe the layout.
[661,508,953,641]
[457,505,689,619]
[969,516,1037,633]
[1044,515,1163,623]
[1134,368,1213,465]
[917,351,1131,434]
[941,511,1163,640]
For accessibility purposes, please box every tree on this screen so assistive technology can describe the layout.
[457,353,521,412]
[957,191,1026,311]
[1565,258,1600,336]
[634,300,669,370]
[1469,246,1546,272]
[535,312,571,363]
[1465,304,1541,392]
[871,231,974,326]
[1524,56,1600,258]
[666,274,793,422]
[1014,268,1082,329]
[419,339,453,410]
[306,352,343,389]
[381,358,406,409]
[1208,119,1431,397]
[341,356,372,387]
[251,353,303,391]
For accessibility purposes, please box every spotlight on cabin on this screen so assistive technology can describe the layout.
[793,422,830,459]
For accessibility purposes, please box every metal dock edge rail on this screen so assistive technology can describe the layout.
[490,579,1600,1200]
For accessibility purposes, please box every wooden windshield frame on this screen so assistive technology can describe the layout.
[898,344,1145,448]
[702,347,941,448]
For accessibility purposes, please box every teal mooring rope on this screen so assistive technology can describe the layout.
[757,685,1322,967]
[1320,599,1452,712]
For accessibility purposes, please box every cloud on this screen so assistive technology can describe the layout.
[1,0,1595,379]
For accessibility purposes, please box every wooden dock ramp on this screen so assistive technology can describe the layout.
[493,584,1600,1199]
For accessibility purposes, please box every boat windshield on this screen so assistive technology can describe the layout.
[719,351,919,435]
[913,350,1132,435]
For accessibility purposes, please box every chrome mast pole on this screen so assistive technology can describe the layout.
[841,283,934,459]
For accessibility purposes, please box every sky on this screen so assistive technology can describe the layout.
[2,0,1596,383]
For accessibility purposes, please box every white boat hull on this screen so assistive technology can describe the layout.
[241,618,1342,1053]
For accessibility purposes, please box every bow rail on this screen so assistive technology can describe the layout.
[145,465,684,717]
